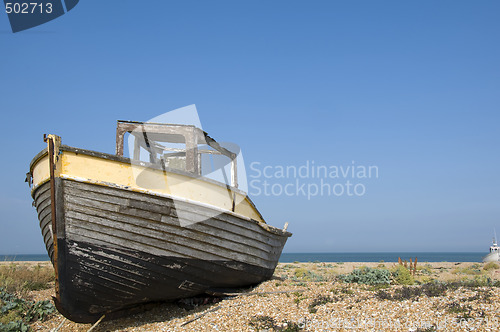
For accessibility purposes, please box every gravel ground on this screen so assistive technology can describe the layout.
[18,262,500,331]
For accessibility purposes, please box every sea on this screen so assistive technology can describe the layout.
[0,252,485,263]
[0,254,50,262]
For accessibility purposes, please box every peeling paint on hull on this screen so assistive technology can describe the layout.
[55,239,273,323]
[32,178,289,323]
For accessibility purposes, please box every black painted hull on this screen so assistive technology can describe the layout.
[33,178,289,323]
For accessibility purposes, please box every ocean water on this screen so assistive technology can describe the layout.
[279,252,485,263]
[0,254,50,262]
[1,252,485,262]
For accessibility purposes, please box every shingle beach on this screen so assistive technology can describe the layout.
[3,261,500,332]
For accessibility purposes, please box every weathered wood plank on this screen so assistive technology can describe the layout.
[65,185,172,216]
[65,195,163,222]
[64,179,282,267]
[71,239,266,286]
[65,182,284,247]
[33,184,50,201]
[65,199,279,256]
[68,226,188,259]
[71,245,174,282]
[67,219,272,268]
[68,267,137,298]
[65,180,275,236]
[65,208,274,263]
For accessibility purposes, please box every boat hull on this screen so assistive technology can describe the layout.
[33,177,289,323]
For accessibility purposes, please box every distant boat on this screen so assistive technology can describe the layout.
[483,229,499,263]
[27,121,291,323]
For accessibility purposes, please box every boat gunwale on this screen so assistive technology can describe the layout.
[29,145,247,196]
[29,145,267,223]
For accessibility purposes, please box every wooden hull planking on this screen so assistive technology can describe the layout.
[31,154,290,322]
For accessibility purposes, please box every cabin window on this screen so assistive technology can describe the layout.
[117,121,246,191]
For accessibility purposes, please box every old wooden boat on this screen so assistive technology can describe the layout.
[27,121,291,323]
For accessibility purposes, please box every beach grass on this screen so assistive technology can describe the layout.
[0,262,56,331]
[0,262,54,297]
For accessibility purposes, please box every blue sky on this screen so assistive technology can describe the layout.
[1,1,499,254]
